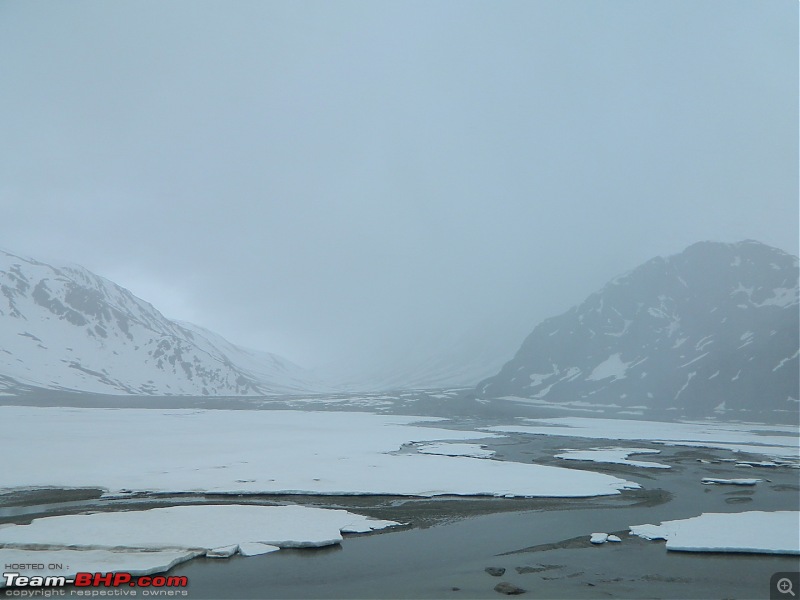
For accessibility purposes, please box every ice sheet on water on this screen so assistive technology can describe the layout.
[207,544,239,558]
[630,511,800,554]
[416,442,495,458]
[701,478,761,485]
[555,447,669,469]
[238,542,280,556]
[0,407,638,498]
[0,505,399,552]
[488,417,800,460]
[0,504,394,587]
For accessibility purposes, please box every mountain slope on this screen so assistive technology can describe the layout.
[323,352,509,393]
[0,250,321,396]
[476,240,799,420]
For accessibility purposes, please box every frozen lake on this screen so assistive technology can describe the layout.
[1,390,798,598]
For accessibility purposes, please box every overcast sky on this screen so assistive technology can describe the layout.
[0,1,797,378]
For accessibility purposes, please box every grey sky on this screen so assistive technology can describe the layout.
[0,1,796,377]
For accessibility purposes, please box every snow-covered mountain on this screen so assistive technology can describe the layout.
[0,249,324,396]
[476,241,799,420]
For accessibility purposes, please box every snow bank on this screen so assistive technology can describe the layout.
[0,407,638,498]
[630,511,800,554]
[555,447,669,469]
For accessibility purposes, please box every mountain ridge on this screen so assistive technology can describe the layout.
[476,240,799,421]
[0,249,323,396]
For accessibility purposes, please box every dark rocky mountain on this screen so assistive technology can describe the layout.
[0,249,324,396]
[477,241,799,422]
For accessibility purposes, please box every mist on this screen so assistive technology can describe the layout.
[0,0,796,380]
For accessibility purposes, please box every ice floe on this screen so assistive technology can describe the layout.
[0,407,637,498]
[416,442,495,458]
[735,460,779,468]
[487,417,800,460]
[0,505,395,587]
[701,478,761,486]
[238,542,281,556]
[206,544,239,558]
[630,511,800,554]
[589,533,609,544]
[0,505,397,551]
[555,447,670,469]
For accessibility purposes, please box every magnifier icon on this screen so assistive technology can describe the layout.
[778,578,796,597]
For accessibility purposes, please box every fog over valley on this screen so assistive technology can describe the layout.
[0,1,796,381]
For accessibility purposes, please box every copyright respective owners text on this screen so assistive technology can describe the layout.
[1,568,190,598]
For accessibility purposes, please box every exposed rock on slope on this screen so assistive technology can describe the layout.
[0,250,320,396]
[477,241,799,420]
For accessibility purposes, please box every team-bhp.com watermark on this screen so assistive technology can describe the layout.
[2,570,189,597]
